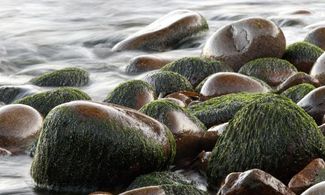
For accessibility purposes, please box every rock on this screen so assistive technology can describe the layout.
[0,147,12,156]
[161,57,233,87]
[164,98,187,108]
[112,10,208,52]
[0,85,40,104]
[104,80,155,110]
[281,83,316,103]
[289,158,325,194]
[165,91,200,106]
[15,87,91,116]
[0,104,42,154]
[144,71,193,97]
[202,17,286,71]
[207,95,325,187]
[120,185,207,195]
[140,99,206,165]
[217,169,295,195]
[305,27,325,50]
[301,181,325,195]
[319,124,325,136]
[189,93,265,128]
[30,67,89,87]
[282,42,323,73]
[188,151,212,173]
[199,73,270,99]
[310,52,325,85]
[238,57,297,86]
[89,192,113,195]
[277,72,320,93]
[126,55,173,74]
[31,101,176,193]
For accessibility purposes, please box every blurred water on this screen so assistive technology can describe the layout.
[1,0,325,194]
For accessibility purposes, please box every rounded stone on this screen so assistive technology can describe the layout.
[301,181,325,195]
[199,72,270,98]
[207,95,325,187]
[310,52,325,85]
[120,185,207,195]
[161,57,233,87]
[165,91,200,106]
[202,17,286,71]
[144,71,193,97]
[281,83,316,103]
[125,55,173,74]
[277,72,320,93]
[112,10,208,52]
[238,57,297,86]
[30,67,90,87]
[282,41,323,73]
[305,27,325,50]
[0,104,42,153]
[15,87,91,116]
[31,101,176,193]
[104,80,155,110]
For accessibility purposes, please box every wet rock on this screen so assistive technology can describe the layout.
[30,67,89,87]
[189,93,265,128]
[310,52,325,85]
[15,87,91,116]
[207,95,325,187]
[31,101,176,193]
[188,151,212,173]
[282,41,323,73]
[0,147,12,156]
[277,72,320,93]
[0,85,40,104]
[319,124,325,136]
[301,181,325,195]
[104,80,155,110]
[0,104,42,154]
[140,99,206,165]
[164,98,187,108]
[289,158,325,194]
[202,17,286,71]
[89,192,113,195]
[298,86,325,124]
[281,83,316,103]
[126,55,173,74]
[238,57,297,86]
[290,10,312,15]
[305,27,325,50]
[199,72,269,99]
[144,71,193,97]
[200,123,228,152]
[161,57,233,87]
[120,185,207,195]
[165,91,200,106]
[112,10,208,52]
[218,169,295,195]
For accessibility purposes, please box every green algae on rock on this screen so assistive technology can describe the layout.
[31,101,176,193]
[0,85,40,104]
[282,41,324,73]
[281,83,315,103]
[161,57,233,87]
[144,71,193,97]
[189,93,265,128]
[120,185,207,195]
[30,67,89,87]
[104,80,155,110]
[207,95,325,187]
[238,57,297,86]
[15,87,91,116]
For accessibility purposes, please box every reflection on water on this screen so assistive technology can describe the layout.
[0,0,325,194]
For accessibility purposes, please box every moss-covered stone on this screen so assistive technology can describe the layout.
[30,67,89,87]
[238,57,297,86]
[161,57,232,87]
[0,85,39,104]
[15,87,91,116]
[188,93,266,128]
[144,71,193,97]
[281,83,315,103]
[31,101,176,193]
[104,80,155,110]
[121,185,207,195]
[207,95,325,187]
[282,41,324,73]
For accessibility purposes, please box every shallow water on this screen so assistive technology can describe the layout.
[1,0,325,194]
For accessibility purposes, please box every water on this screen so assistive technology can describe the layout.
[0,0,325,194]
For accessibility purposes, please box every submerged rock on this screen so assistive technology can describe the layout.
[161,57,233,87]
[104,80,155,110]
[0,104,42,154]
[31,101,176,193]
[30,67,89,87]
[15,87,91,116]
[112,10,208,52]
[0,85,40,104]
[305,27,325,50]
[310,52,325,85]
[281,83,315,103]
[202,17,286,71]
[282,41,323,73]
[0,147,12,156]
[126,55,173,74]
[238,57,297,86]
[207,95,325,187]
[277,72,320,93]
